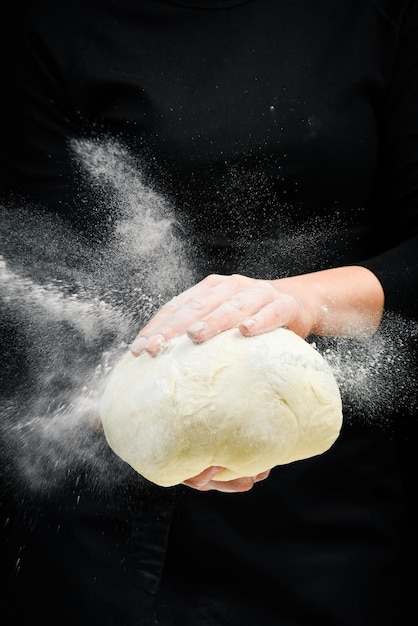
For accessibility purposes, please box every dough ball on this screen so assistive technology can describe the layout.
[99,328,342,487]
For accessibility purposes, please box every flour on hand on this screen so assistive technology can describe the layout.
[99,328,343,487]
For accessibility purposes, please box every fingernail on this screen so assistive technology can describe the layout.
[240,318,256,332]
[147,334,167,356]
[130,336,147,356]
[187,321,208,338]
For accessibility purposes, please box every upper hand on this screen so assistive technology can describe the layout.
[130,273,312,356]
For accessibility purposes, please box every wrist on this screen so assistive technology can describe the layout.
[270,266,384,339]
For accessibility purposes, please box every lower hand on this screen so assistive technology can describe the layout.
[182,466,271,493]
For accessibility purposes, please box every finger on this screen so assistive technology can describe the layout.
[204,470,271,492]
[253,470,271,482]
[182,466,224,488]
[185,474,263,493]
[186,298,250,342]
[131,275,228,355]
[187,284,279,343]
[239,293,302,337]
[131,296,212,356]
[202,476,258,493]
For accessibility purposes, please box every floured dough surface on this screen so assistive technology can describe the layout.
[99,328,342,487]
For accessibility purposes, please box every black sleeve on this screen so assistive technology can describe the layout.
[362,0,418,320]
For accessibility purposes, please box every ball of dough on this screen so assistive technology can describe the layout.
[99,328,342,487]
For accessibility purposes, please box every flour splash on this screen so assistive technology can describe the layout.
[0,138,417,496]
[0,138,193,494]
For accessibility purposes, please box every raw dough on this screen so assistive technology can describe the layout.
[99,327,342,487]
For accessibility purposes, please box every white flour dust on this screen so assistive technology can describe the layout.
[316,320,418,428]
[71,137,193,300]
[0,138,194,494]
[0,137,417,496]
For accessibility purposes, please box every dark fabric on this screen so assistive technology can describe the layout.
[1,1,417,624]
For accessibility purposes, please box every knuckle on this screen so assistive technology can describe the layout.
[228,273,244,286]
[161,297,178,313]
[186,296,206,310]
[226,298,245,312]
[203,273,224,286]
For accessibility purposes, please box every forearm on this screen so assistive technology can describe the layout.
[270,265,385,339]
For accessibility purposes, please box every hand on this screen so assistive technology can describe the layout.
[182,466,271,493]
[131,273,312,356]
[130,266,384,356]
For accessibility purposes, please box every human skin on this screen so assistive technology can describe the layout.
[130,265,384,493]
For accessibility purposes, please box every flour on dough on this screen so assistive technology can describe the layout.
[99,327,342,487]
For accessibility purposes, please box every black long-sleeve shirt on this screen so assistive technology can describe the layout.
[1,1,418,625]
